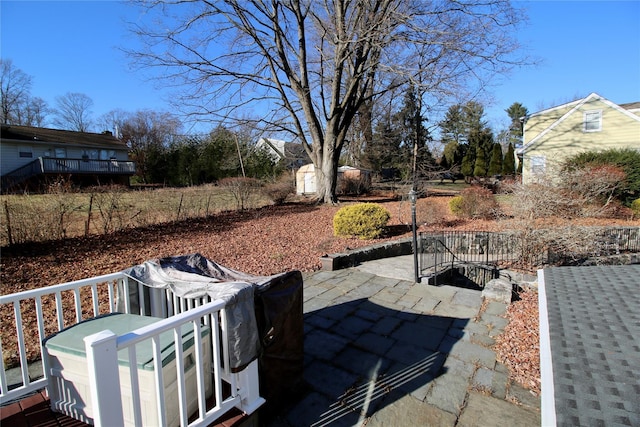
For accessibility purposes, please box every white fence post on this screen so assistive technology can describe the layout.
[84,330,124,427]
[236,360,265,415]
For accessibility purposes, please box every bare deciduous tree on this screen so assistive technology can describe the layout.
[96,108,130,136]
[52,92,94,132]
[129,0,527,203]
[21,97,49,127]
[1,59,33,124]
[119,110,182,183]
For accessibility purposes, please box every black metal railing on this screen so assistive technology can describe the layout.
[589,226,640,255]
[419,227,640,281]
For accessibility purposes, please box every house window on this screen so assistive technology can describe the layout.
[530,156,546,175]
[584,110,602,132]
[19,146,33,158]
[54,148,66,158]
[82,149,99,160]
[99,149,116,160]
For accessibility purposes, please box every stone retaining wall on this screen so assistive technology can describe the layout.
[320,238,413,270]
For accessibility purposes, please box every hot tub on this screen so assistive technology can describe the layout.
[44,313,212,426]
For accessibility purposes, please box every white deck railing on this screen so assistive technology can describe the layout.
[0,273,264,426]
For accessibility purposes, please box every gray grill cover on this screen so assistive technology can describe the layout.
[121,253,280,370]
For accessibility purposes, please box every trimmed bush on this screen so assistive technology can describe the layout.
[632,198,640,219]
[333,203,390,239]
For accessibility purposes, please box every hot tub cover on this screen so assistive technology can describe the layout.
[121,253,280,370]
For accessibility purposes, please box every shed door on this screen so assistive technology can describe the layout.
[304,172,314,193]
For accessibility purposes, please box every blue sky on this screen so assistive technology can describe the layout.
[1,0,639,136]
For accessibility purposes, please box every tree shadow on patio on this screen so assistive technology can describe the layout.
[269,298,468,426]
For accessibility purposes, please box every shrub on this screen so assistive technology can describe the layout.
[564,164,626,207]
[632,198,640,219]
[338,176,371,196]
[508,164,629,220]
[507,182,573,220]
[89,185,128,234]
[264,174,295,205]
[218,177,262,210]
[449,196,464,215]
[418,197,450,226]
[450,187,499,219]
[333,203,390,239]
[564,148,640,205]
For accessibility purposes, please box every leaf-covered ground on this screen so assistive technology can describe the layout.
[495,290,541,395]
[1,196,636,394]
[2,201,410,288]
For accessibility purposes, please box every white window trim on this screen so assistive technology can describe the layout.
[583,110,602,132]
[530,155,546,175]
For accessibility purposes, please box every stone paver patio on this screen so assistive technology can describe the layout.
[267,256,540,426]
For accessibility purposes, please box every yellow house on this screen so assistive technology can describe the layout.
[517,93,640,184]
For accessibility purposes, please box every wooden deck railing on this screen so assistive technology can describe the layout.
[1,157,136,191]
[0,273,264,426]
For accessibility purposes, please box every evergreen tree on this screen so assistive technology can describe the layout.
[566,148,640,204]
[473,147,487,177]
[440,101,487,145]
[244,144,282,179]
[461,150,474,178]
[368,115,402,173]
[469,124,494,154]
[505,102,528,146]
[439,104,466,145]
[468,126,493,176]
[396,84,433,178]
[440,154,450,170]
[200,127,239,180]
[502,143,516,175]
[443,141,464,168]
[368,83,434,179]
[171,137,201,185]
[488,143,503,176]
[463,101,487,135]
[440,101,493,174]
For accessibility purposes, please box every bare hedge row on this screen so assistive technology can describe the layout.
[1,177,296,246]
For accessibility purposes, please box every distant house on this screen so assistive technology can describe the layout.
[1,125,135,192]
[517,93,640,184]
[256,138,310,169]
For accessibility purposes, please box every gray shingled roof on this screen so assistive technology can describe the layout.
[619,101,640,111]
[1,125,127,149]
[539,265,640,426]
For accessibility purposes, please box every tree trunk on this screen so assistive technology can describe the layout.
[317,161,338,204]
[314,136,340,204]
